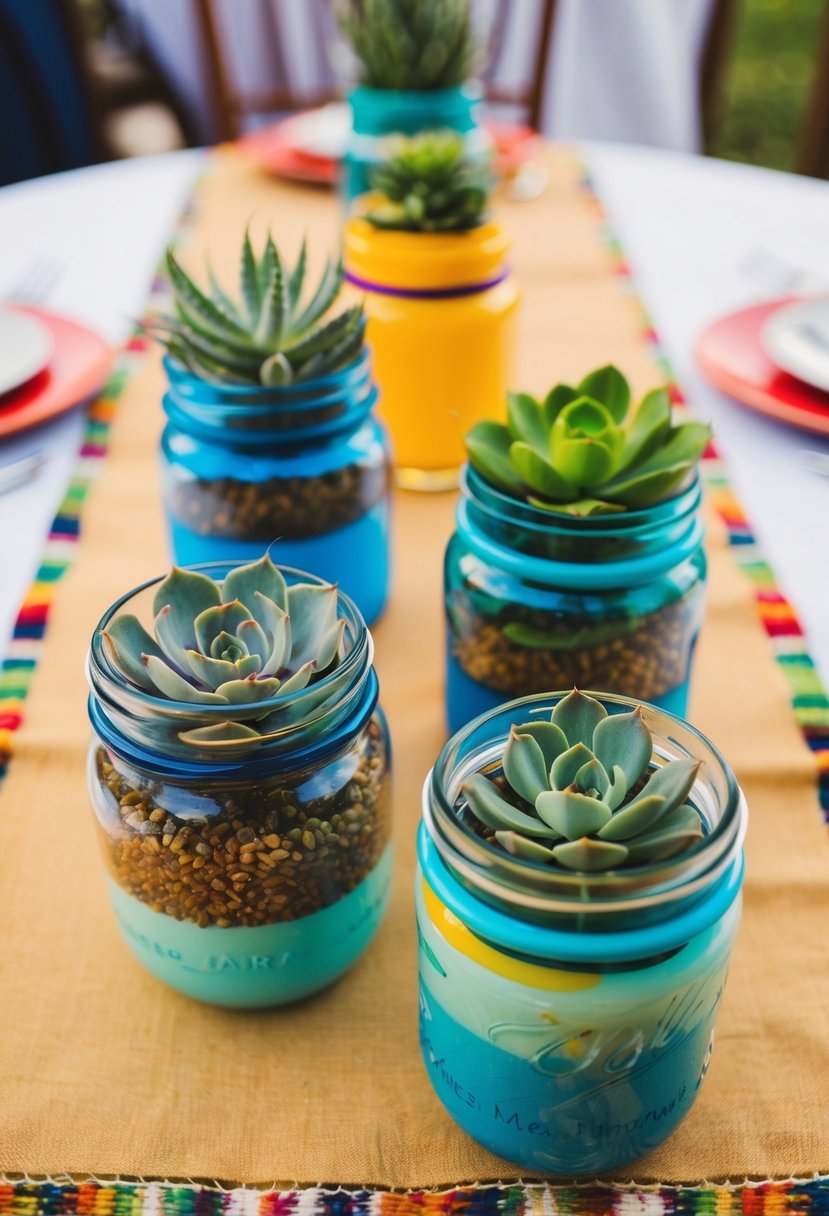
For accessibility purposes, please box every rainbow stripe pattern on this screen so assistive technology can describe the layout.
[0,200,195,784]
[580,171,829,821]
[1,1179,829,1216]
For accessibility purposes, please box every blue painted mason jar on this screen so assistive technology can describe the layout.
[86,564,392,1009]
[418,692,746,1175]
[160,351,391,626]
[344,82,489,202]
[445,467,706,733]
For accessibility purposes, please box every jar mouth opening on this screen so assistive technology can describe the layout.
[427,690,745,919]
[461,464,701,536]
[162,350,372,401]
[87,562,372,745]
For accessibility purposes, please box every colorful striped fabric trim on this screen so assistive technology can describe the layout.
[579,170,829,822]
[0,197,197,785]
[2,1179,829,1216]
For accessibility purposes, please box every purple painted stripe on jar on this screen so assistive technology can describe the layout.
[344,269,508,300]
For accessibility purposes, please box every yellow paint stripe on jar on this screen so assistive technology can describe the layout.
[423,881,599,992]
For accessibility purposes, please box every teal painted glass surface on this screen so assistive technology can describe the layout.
[445,467,706,733]
[86,564,392,1009]
[344,83,487,201]
[160,352,392,626]
[418,692,747,1174]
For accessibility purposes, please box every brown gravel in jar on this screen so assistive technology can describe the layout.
[94,721,390,929]
[450,591,702,704]
[168,461,389,541]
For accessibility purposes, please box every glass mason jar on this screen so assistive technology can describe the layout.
[344,222,519,490]
[86,564,393,1009]
[418,692,746,1175]
[343,83,489,202]
[445,466,706,732]
[160,351,392,626]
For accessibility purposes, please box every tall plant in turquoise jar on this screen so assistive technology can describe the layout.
[445,365,712,730]
[333,0,488,201]
[418,689,747,1174]
[149,230,391,626]
[86,554,393,1008]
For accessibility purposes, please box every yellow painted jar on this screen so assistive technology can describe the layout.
[344,217,519,490]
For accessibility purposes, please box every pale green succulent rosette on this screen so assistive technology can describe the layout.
[99,555,353,754]
[465,364,712,517]
[463,688,704,872]
[363,130,490,233]
[147,231,366,387]
[334,0,479,91]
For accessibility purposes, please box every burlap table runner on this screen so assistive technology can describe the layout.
[1,146,827,1187]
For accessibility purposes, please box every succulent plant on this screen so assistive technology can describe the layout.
[101,555,348,748]
[148,231,365,387]
[363,131,489,232]
[463,689,704,872]
[334,0,479,91]
[465,365,712,516]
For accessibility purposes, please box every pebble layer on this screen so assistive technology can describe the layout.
[93,720,390,929]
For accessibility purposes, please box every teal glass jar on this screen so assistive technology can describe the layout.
[160,352,391,626]
[86,564,392,1009]
[418,692,746,1175]
[344,82,489,201]
[445,467,706,732]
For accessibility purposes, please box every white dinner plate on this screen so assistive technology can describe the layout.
[762,295,829,392]
[0,307,54,396]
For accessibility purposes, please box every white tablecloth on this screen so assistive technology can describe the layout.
[0,144,827,681]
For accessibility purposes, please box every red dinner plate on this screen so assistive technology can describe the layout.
[695,297,829,437]
[0,306,112,438]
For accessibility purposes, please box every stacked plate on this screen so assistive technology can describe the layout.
[696,295,829,436]
[0,305,111,438]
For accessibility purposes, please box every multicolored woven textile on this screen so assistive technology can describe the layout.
[2,1180,829,1216]
[580,171,829,821]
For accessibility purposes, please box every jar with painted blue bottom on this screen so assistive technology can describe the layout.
[445,467,706,733]
[418,692,746,1175]
[160,352,391,626]
[86,565,392,1009]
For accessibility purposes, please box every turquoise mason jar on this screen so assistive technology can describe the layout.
[86,564,392,1009]
[445,467,707,733]
[418,692,746,1175]
[344,83,489,201]
[160,352,391,626]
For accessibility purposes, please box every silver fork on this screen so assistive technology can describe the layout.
[0,451,44,494]
[5,256,62,306]
[738,247,828,297]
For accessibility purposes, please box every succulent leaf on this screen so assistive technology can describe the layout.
[364,131,490,233]
[335,0,479,90]
[552,688,608,750]
[461,689,704,873]
[151,237,363,386]
[465,365,711,514]
[503,728,550,805]
[103,555,350,751]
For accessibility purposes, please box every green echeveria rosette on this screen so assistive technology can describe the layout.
[465,365,712,517]
[334,0,480,91]
[146,230,366,388]
[463,689,704,872]
[363,130,490,233]
[98,555,354,754]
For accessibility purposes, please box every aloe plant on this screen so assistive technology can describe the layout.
[364,130,489,232]
[334,0,479,91]
[463,689,703,872]
[465,366,712,516]
[148,231,365,387]
[101,555,348,750]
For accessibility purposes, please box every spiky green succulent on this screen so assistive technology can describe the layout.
[363,131,489,232]
[101,555,347,749]
[463,689,704,872]
[334,0,479,90]
[148,232,365,387]
[466,365,712,516]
